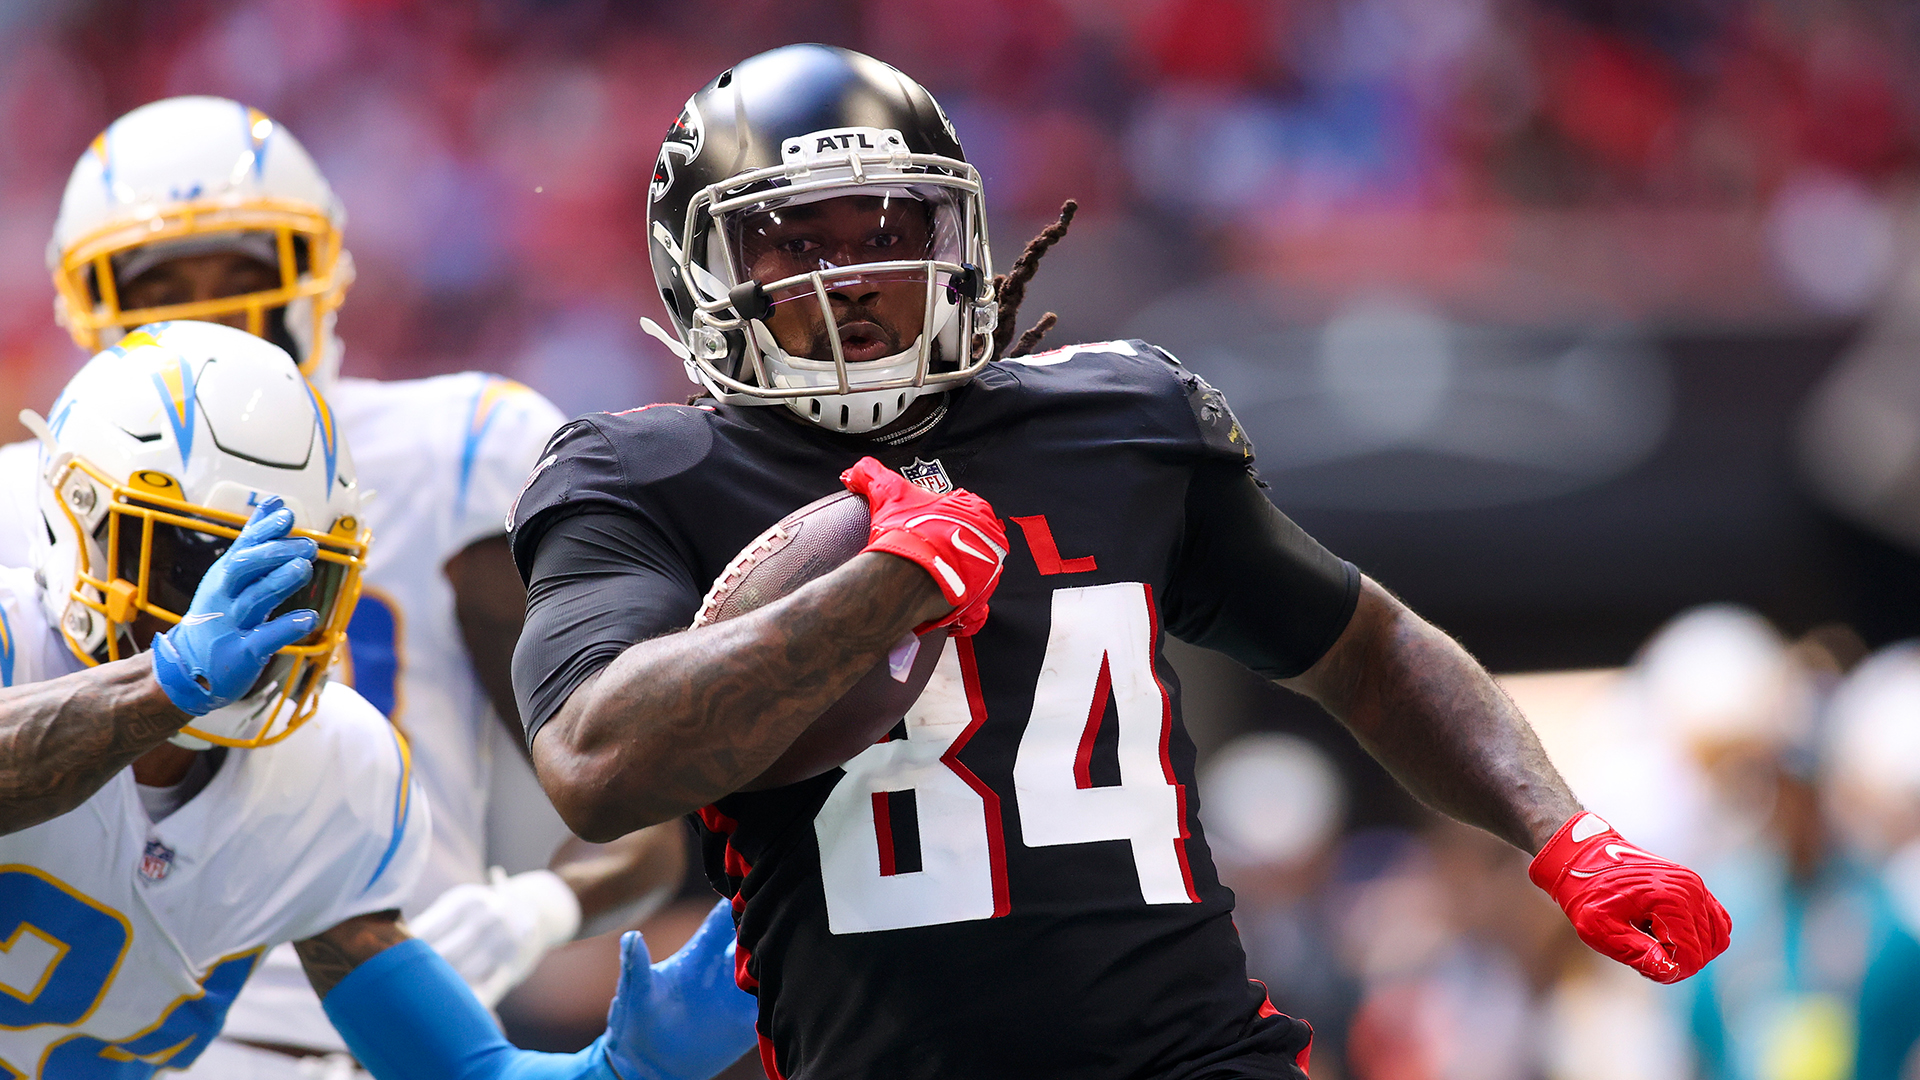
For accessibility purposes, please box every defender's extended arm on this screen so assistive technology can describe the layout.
[306,902,756,1080]
[0,500,316,835]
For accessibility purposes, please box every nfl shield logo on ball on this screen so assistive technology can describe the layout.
[140,839,175,882]
[900,458,952,494]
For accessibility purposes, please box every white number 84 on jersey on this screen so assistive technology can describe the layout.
[815,583,1199,934]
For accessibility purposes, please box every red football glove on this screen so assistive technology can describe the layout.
[1530,812,1731,984]
[841,457,1008,637]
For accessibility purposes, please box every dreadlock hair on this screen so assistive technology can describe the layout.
[992,199,1077,359]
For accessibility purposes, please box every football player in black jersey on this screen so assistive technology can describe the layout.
[507,45,1731,1080]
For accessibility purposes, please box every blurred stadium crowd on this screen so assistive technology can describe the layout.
[8,1,1920,1078]
[1207,608,1920,1080]
[4,0,1919,414]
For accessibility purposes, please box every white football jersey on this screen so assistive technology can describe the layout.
[0,567,429,1078]
[0,370,566,1061]
[206,372,564,1058]
[0,371,563,909]
[322,372,564,906]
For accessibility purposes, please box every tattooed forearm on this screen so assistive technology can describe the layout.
[0,657,192,836]
[1283,576,1582,854]
[295,910,410,998]
[536,551,949,839]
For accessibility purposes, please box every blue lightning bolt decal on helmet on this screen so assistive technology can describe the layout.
[28,319,371,747]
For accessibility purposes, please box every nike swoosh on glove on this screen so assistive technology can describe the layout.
[841,457,1008,637]
[150,497,319,716]
[600,899,759,1080]
[1530,812,1732,983]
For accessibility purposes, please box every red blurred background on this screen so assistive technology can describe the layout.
[10,3,1920,1078]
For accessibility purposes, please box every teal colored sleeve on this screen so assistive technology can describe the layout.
[1688,967,1730,1080]
[321,937,616,1080]
[1856,925,1920,1080]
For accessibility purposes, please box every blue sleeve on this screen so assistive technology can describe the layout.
[1857,925,1920,1080]
[322,938,615,1080]
[1688,968,1731,1080]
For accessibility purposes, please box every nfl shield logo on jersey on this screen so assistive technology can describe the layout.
[900,458,952,494]
[140,838,175,882]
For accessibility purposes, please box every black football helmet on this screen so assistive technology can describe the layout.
[643,45,997,434]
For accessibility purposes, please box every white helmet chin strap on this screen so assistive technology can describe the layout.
[746,278,968,434]
[749,322,935,434]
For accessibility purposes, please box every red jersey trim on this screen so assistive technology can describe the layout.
[757,1032,786,1079]
[872,791,899,876]
[1141,583,1200,903]
[1009,514,1098,575]
[948,638,1012,917]
[1071,654,1114,789]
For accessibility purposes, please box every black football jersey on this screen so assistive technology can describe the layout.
[509,341,1355,1080]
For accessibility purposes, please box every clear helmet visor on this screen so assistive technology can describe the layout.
[720,186,969,365]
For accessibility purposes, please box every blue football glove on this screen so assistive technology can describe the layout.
[150,497,320,716]
[597,899,759,1080]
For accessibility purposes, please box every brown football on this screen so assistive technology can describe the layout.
[694,489,947,791]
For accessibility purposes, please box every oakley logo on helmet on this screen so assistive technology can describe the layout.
[651,101,706,203]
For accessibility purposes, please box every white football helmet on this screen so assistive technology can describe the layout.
[48,96,354,387]
[1823,643,1920,857]
[24,321,369,748]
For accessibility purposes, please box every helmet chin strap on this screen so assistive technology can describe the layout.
[749,269,967,434]
[753,320,937,435]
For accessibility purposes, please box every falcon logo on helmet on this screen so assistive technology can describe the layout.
[651,103,706,204]
[641,45,1000,435]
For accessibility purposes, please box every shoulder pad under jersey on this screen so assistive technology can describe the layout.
[1143,343,1256,465]
[999,339,1256,466]
[505,404,718,575]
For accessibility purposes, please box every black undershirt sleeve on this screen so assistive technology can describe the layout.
[1162,462,1361,680]
[511,509,703,747]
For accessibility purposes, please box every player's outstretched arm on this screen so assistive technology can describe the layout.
[434,527,690,1005]
[1282,577,1729,981]
[408,826,688,1009]
[306,902,757,1080]
[0,499,316,835]
[533,458,1004,840]
[1282,576,1580,853]
[549,825,689,930]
